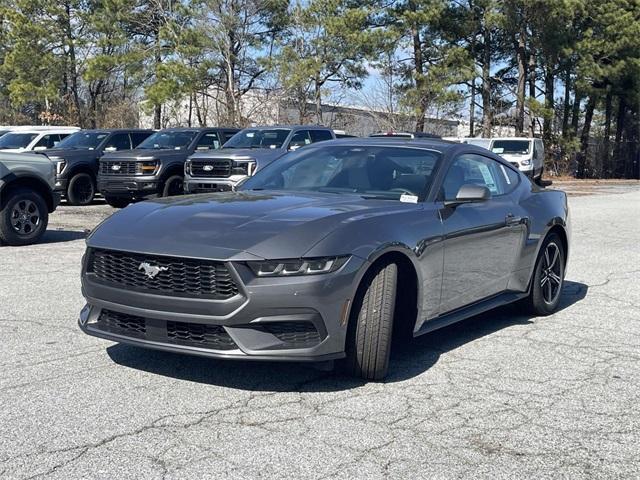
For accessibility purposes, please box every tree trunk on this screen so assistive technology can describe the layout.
[64,2,83,127]
[411,1,426,132]
[570,89,582,136]
[153,48,161,129]
[543,63,554,143]
[561,67,571,137]
[613,95,627,178]
[515,31,527,135]
[576,95,596,178]
[481,25,492,137]
[314,80,323,124]
[469,79,476,137]
[602,89,613,177]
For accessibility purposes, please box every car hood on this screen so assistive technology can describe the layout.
[40,148,99,162]
[87,190,418,260]
[102,148,190,161]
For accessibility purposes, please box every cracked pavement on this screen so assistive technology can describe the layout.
[1,185,639,479]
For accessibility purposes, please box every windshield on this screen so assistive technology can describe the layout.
[223,129,291,149]
[491,140,530,155]
[240,145,441,200]
[137,130,198,150]
[56,131,108,150]
[0,133,38,149]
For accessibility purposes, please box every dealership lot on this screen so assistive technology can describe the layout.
[1,183,639,479]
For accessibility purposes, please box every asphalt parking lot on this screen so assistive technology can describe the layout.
[1,182,639,479]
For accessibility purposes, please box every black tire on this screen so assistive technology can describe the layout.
[160,175,184,197]
[104,196,131,209]
[526,233,565,316]
[0,188,49,246]
[66,173,96,206]
[344,262,398,381]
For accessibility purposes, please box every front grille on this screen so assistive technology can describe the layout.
[190,159,232,178]
[94,309,237,350]
[100,160,138,175]
[262,322,322,349]
[88,249,240,299]
[96,310,146,338]
[167,321,236,350]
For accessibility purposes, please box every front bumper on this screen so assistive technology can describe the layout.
[54,177,67,193]
[184,175,244,194]
[98,175,158,198]
[79,255,364,362]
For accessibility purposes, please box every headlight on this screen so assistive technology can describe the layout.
[247,256,349,277]
[521,159,531,166]
[136,160,159,174]
[50,157,66,175]
[231,161,256,176]
[184,159,192,175]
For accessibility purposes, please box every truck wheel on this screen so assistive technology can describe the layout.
[160,175,184,197]
[104,196,131,209]
[344,261,398,381]
[0,188,49,246]
[67,173,96,206]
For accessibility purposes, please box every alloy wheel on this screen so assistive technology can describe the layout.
[11,199,41,235]
[540,241,562,304]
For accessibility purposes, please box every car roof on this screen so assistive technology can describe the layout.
[305,137,462,152]
[240,125,331,131]
[158,127,239,132]
[74,128,154,134]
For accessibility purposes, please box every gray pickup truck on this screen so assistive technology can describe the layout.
[0,152,60,245]
[183,126,335,193]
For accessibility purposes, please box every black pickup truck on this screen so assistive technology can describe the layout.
[97,127,239,208]
[42,129,153,205]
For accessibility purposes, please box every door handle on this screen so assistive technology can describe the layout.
[505,213,523,226]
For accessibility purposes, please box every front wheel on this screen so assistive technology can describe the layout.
[344,262,398,381]
[66,173,96,206]
[0,188,49,246]
[526,233,565,315]
[160,175,184,197]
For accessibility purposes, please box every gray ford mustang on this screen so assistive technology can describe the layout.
[79,138,570,380]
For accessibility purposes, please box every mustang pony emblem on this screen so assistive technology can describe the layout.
[138,262,168,279]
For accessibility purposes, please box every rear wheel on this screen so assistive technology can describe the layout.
[160,175,184,197]
[104,196,131,209]
[526,233,565,315]
[66,172,96,206]
[344,261,398,381]
[0,188,49,246]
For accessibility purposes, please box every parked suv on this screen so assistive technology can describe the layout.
[97,127,239,208]
[184,125,335,194]
[0,151,60,245]
[42,129,153,206]
[0,126,79,153]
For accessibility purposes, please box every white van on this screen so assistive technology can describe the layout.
[490,137,544,180]
[0,126,80,153]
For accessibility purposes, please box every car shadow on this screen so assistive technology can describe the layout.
[106,280,588,392]
[40,229,88,244]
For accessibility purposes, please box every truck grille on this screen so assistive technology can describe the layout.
[94,310,237,350]
[100,160,138,175]
[87,249,240,299]
[190,159,232,178]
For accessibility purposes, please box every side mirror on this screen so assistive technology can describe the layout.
[444,184,491,207]
[288,144,301,151]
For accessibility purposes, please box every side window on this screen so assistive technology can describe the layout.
[34,134,57,149]
[222,131,237,143]
[309,130,333,143]
[57,134,70,145]
[288,130,312,150]
[104,133,132,151]
[441,154,513,200]
[131,132,152,147]
[196,132,221,150]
